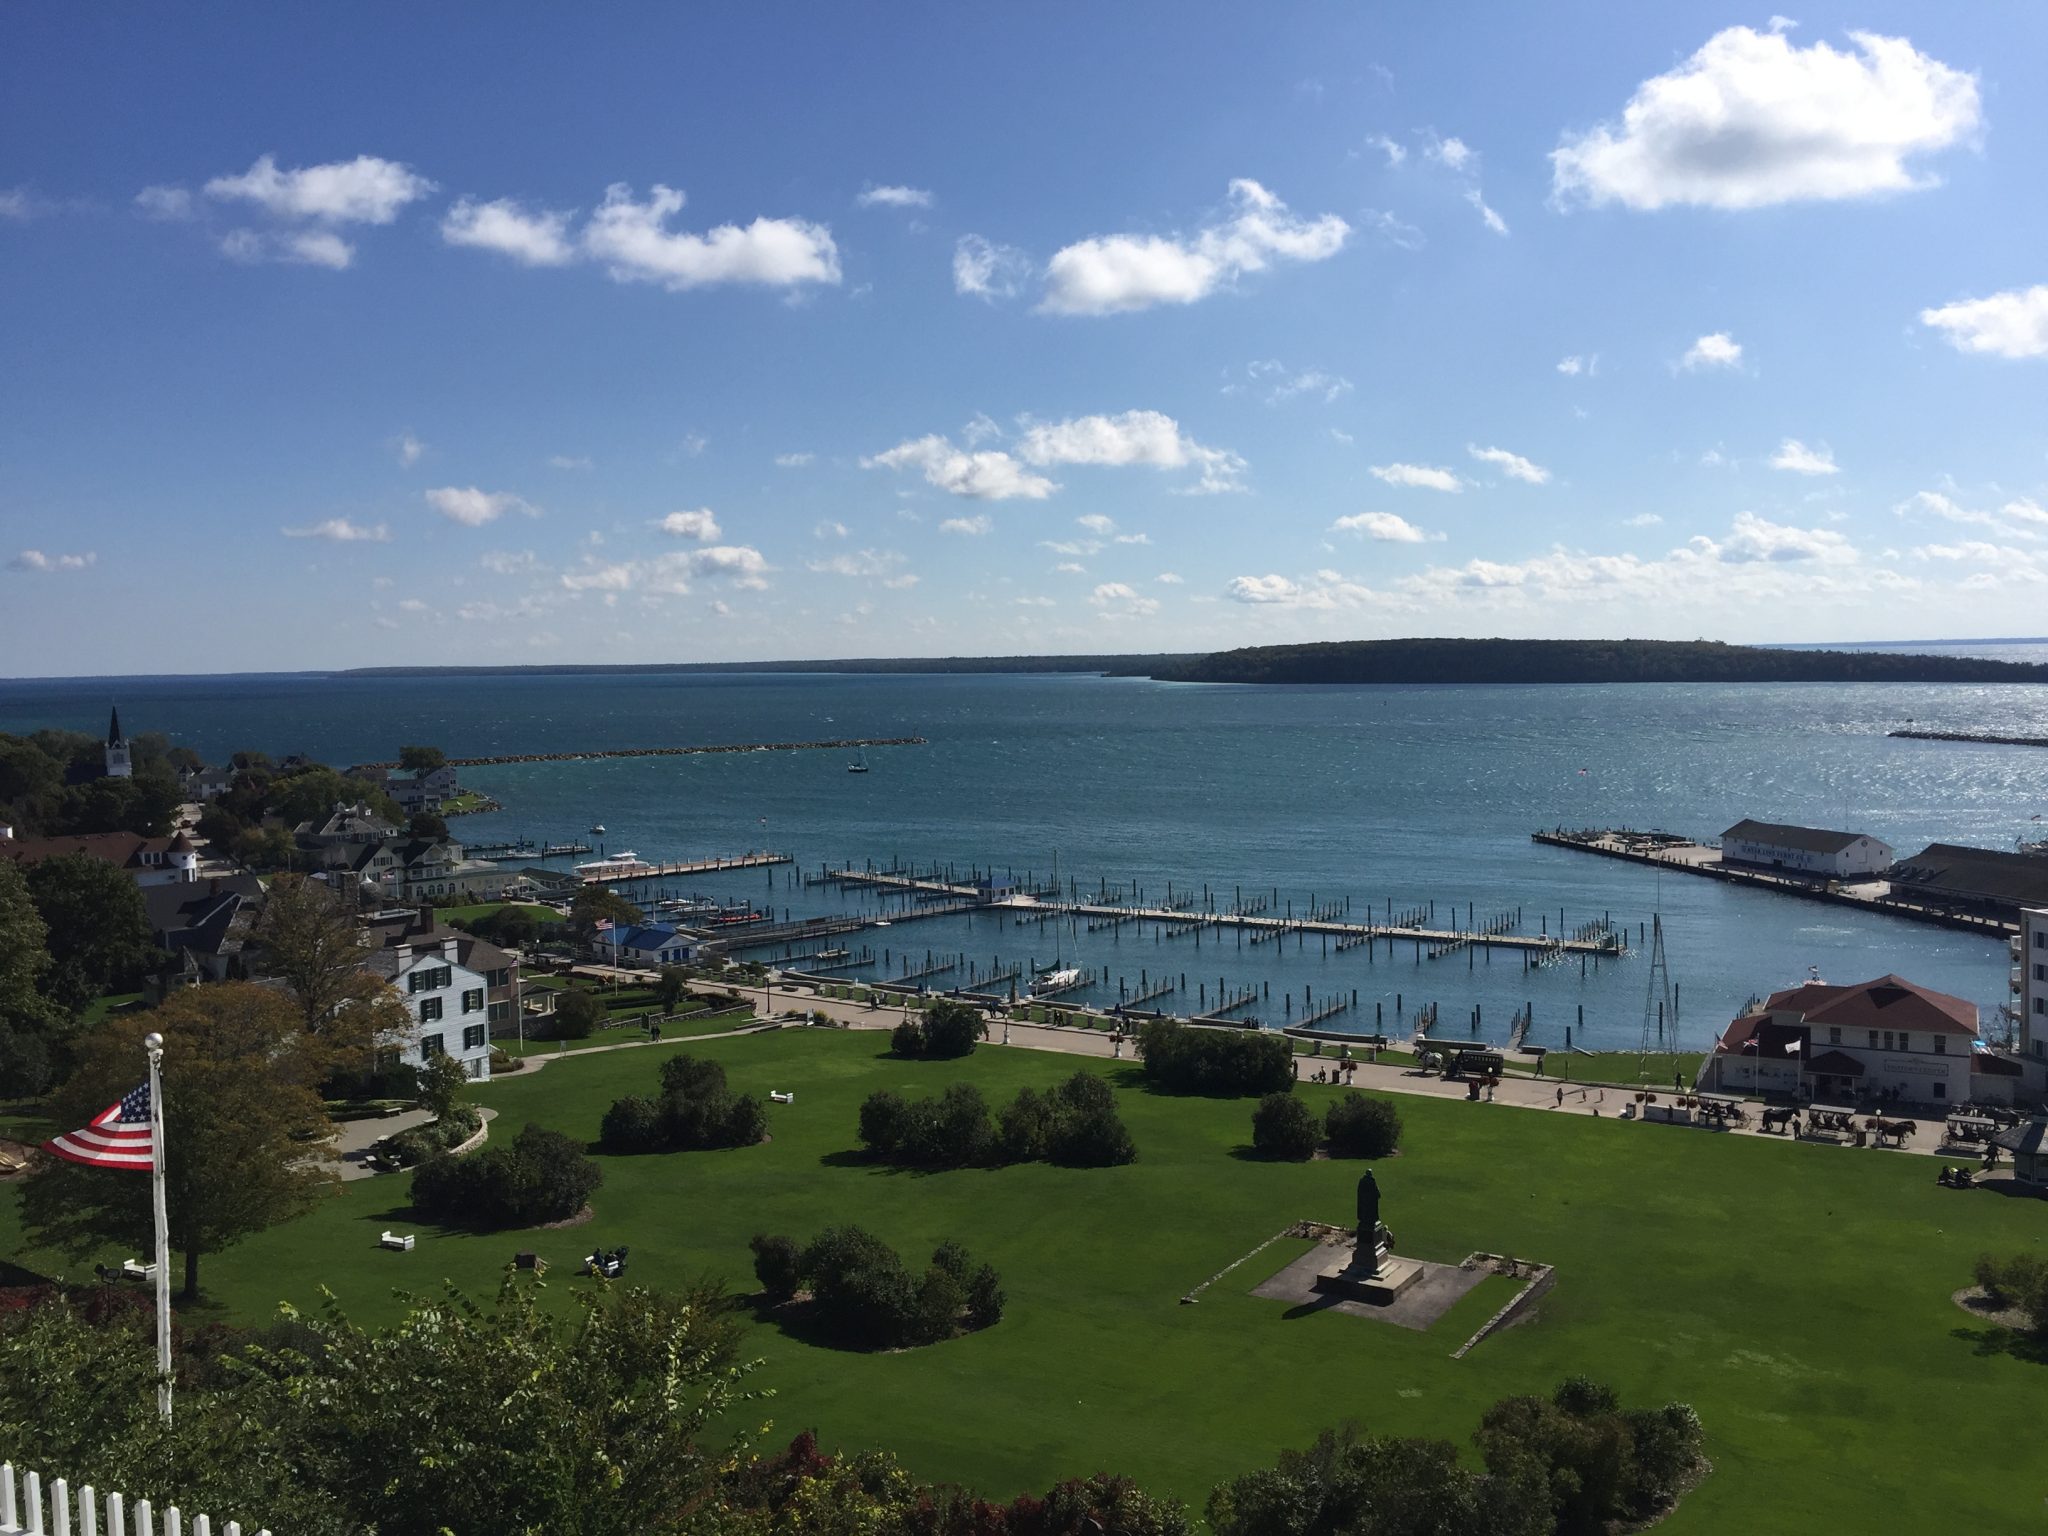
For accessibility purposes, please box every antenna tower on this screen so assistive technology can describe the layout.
[1638,911,1679,1085]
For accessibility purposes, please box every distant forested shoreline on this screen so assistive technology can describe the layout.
[337,637,2048,686]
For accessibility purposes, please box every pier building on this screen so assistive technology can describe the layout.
[1719,819,1893,879]
[1699,974,1986,1107]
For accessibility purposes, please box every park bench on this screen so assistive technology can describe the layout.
[120,1259,154,1281]
[771,1090,795,1104]
[379,1230,415,1252]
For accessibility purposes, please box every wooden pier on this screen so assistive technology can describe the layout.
[358,737,927,771]
[583,851,793,885]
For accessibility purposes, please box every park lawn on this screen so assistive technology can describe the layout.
[4,1029,2045,1530]
[438,791,497,815]
[81,992,146,1026]
[498,1009,758,1057]
[1518,1050,1706,1089]
[440,901,565,926]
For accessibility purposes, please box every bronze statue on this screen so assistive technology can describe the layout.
[1355,1168,1380,1243]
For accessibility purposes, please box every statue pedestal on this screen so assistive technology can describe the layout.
[1312,1242,1422,1306]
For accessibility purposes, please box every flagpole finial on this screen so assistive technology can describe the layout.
[143,1032,164,1054]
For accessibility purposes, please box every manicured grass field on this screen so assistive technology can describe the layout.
[497,1008,757,1057]
[4,1029,2044,1529]
[438,901,565,926]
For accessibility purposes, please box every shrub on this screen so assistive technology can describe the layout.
[858,1089,912,1157]
[750,1233,803,1302]
[966,1262,1006,1328]
[997,1086,1054,1162]
[600,1095,665,1154]
[898,1082,995,1168]
[1050,1104,1138,1167]
[790,1227,1002,1350]
[1324,1092,1402,1158]
[911,1265,967,1346]
[868,1073,1135,1170]
[890,1018,925,1057]
[1251,1092,1319,1160]
[1475,1378,1706,1534]
[412,1122,601,1228]
[1973,1252,2048,1332]
[660,1053,728,1099]
[891,998,987,1059]
[549,989,606,1040]
[1137,1019,1293,1096]
[719,1093,768,1149]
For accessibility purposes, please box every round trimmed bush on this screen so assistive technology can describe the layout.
[1251,1092,1319,1160]
[1324,1091,1402,1158]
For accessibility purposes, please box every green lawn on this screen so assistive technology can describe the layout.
[498,1008,757,1057]
[440,901,565,926]
[4,1031,2044,1529]
[81,992,146,1026]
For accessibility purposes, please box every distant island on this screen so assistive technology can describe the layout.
[1149,638,2048,685]
[337,638,2048,686]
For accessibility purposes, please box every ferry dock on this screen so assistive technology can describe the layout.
[1530,828,2016,937]
[580,851,793,885]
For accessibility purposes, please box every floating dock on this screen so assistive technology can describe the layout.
[583,851,793,885]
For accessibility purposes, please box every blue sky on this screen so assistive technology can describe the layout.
[4,3,2047,675]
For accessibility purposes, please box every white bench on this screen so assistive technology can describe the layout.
[770,1090,794,1104]
[120,1258,155,1280]
[379,1230,415,1252]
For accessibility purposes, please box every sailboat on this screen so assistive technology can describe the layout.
[847,749,870,774]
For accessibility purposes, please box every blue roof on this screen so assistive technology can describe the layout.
[614,923,683,950]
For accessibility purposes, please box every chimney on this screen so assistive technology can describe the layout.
[396,942,413,966]
[442,937,458,961]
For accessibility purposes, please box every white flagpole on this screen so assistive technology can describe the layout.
[142,1031,172,1423]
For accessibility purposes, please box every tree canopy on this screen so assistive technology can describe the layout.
[25,851,161,1012]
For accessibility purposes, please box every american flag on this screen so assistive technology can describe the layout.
[44,1082,156,1170]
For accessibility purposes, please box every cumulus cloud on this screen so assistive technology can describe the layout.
[940,513,993,535]
[809,548,910,583]
[1694,510,1853,564]
[479,549,541,575]
[1769,439,1839,475]
[1551,26,1979,210]
[441,196,576,266]
[1364,135,1407,167]
[1464,189,1508,235]
[953,234,1033,300]
[813,520,849,539]
[1224,570,1380,610]
[8,550,96,572]
[283,517,391,542]
[862,435,1056,500]
[1370,462,1463,492]
[655,508,722,541]
[1016,409,1247,493]
[1242,360,1353,404]
[582,183,840,291]
[1040,179,1347,315]
[1427,135,1477,172]
[1077,514,1117,534]
[1678,332,1743,371]
[562,545,770,595]
[1468,445,1550,484]
[1919,286,2048,360]
[1896,489,2048,541]
[1331,511,1437,543]
[1556,355,1594,376]
[205,154,434,224]
[425,486,540,526]
[857,184,933,209]
[221,227,355,268]
[774,452,815,468]
[1089,581,1159,617]
[1155,572,1184,584]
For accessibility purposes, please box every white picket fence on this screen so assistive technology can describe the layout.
[0,1462,270,1536]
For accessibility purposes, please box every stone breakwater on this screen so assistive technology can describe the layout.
[1889,729,2048,749]
[359,736,928,770]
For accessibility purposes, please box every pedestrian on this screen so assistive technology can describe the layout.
[1555,1086,1564,1108]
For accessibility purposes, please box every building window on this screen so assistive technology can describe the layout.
[1882,1031,1894,1052]
[488,1000,509,1023]
[1869,1031,1878,1049]
[2036,963,2047,983]
[420,1033,445,1057]
[1931,1081,1945,1098]
[1828,1027,1841,1045]
[462,1024,486,1051]
[420,996,443,1022]
[1933,1035,1945,1054]
[462,988,485,1014]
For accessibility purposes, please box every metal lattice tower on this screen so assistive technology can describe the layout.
[1638,912,1678,1084]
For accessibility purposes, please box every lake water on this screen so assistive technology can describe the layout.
[6,661,2047,1053]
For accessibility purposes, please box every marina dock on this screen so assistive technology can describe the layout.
[581,851,793,885]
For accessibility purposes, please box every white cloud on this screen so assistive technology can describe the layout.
[1623,513,1664,527]
[810,549,910,580]
[1427,135,1477,172]
[1896,489,2048,541]
[1089,581,1159,617]
[0,188,39,221]
[1370,462,1463,492]
[1909,540,2036,565]
[1364,135,1407,167]
[204,154,434,224]
[283,517,391,543]
[2005,498,2048,527]
[857,184,933,209]
[398,598,430,613]
[547,454,592,470]
[813,519,849,539]
[1244,360,1352,404]
[425,486,540,527]
[1678,332,1743,371]
[678,432,709,458]
[1331,511,1436,543]
[1041,539,1104,557]
[1014,595,1057,608]
[940,514,993,536]
[1224,570,1380,610]
[1919,286,2048,360]
[1017,409,1247,493]
[961,412,1003,446]
[774,452,815,468]
[1053,561,1087,574]
[1769,439,1839,475]
[1076,513,1117,534]
[655,508,722,541]
[1694,510,1854,564]
[1464,189,1508,235]
[1361,209,1425,251]
[222,227,355,268]
[1040,179,1347,316]
[8,550,96,572]
[562,545,770,595]
[134,185,192,221]
[862,435,1056,500]
[396,431,425,467]
[1557,355,1587,376]
[1155,572,1184,584]
[953,234,1032,300]
[1468,445,1550,484]
[479,549,541,575]
[1329,428,1355,446]
[441,196,576,266]
[1115,532,1152,546]
[1551,27,1979,211]
[582,183,840,291]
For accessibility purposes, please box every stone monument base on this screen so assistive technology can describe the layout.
[1312,1252,1422,1306]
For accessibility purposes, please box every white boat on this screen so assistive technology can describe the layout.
[590,823,606,835]
[872,918,892,928]
[847,749,870,774]
[1034,967,1081,992]
[577,850,652,878]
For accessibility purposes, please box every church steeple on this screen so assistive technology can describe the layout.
[103,704,132,779]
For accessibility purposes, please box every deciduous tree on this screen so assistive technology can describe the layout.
[25,851,160,1011]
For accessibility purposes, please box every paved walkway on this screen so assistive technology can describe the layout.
[707,980,1969,1162]
[332,1106,499,1182]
